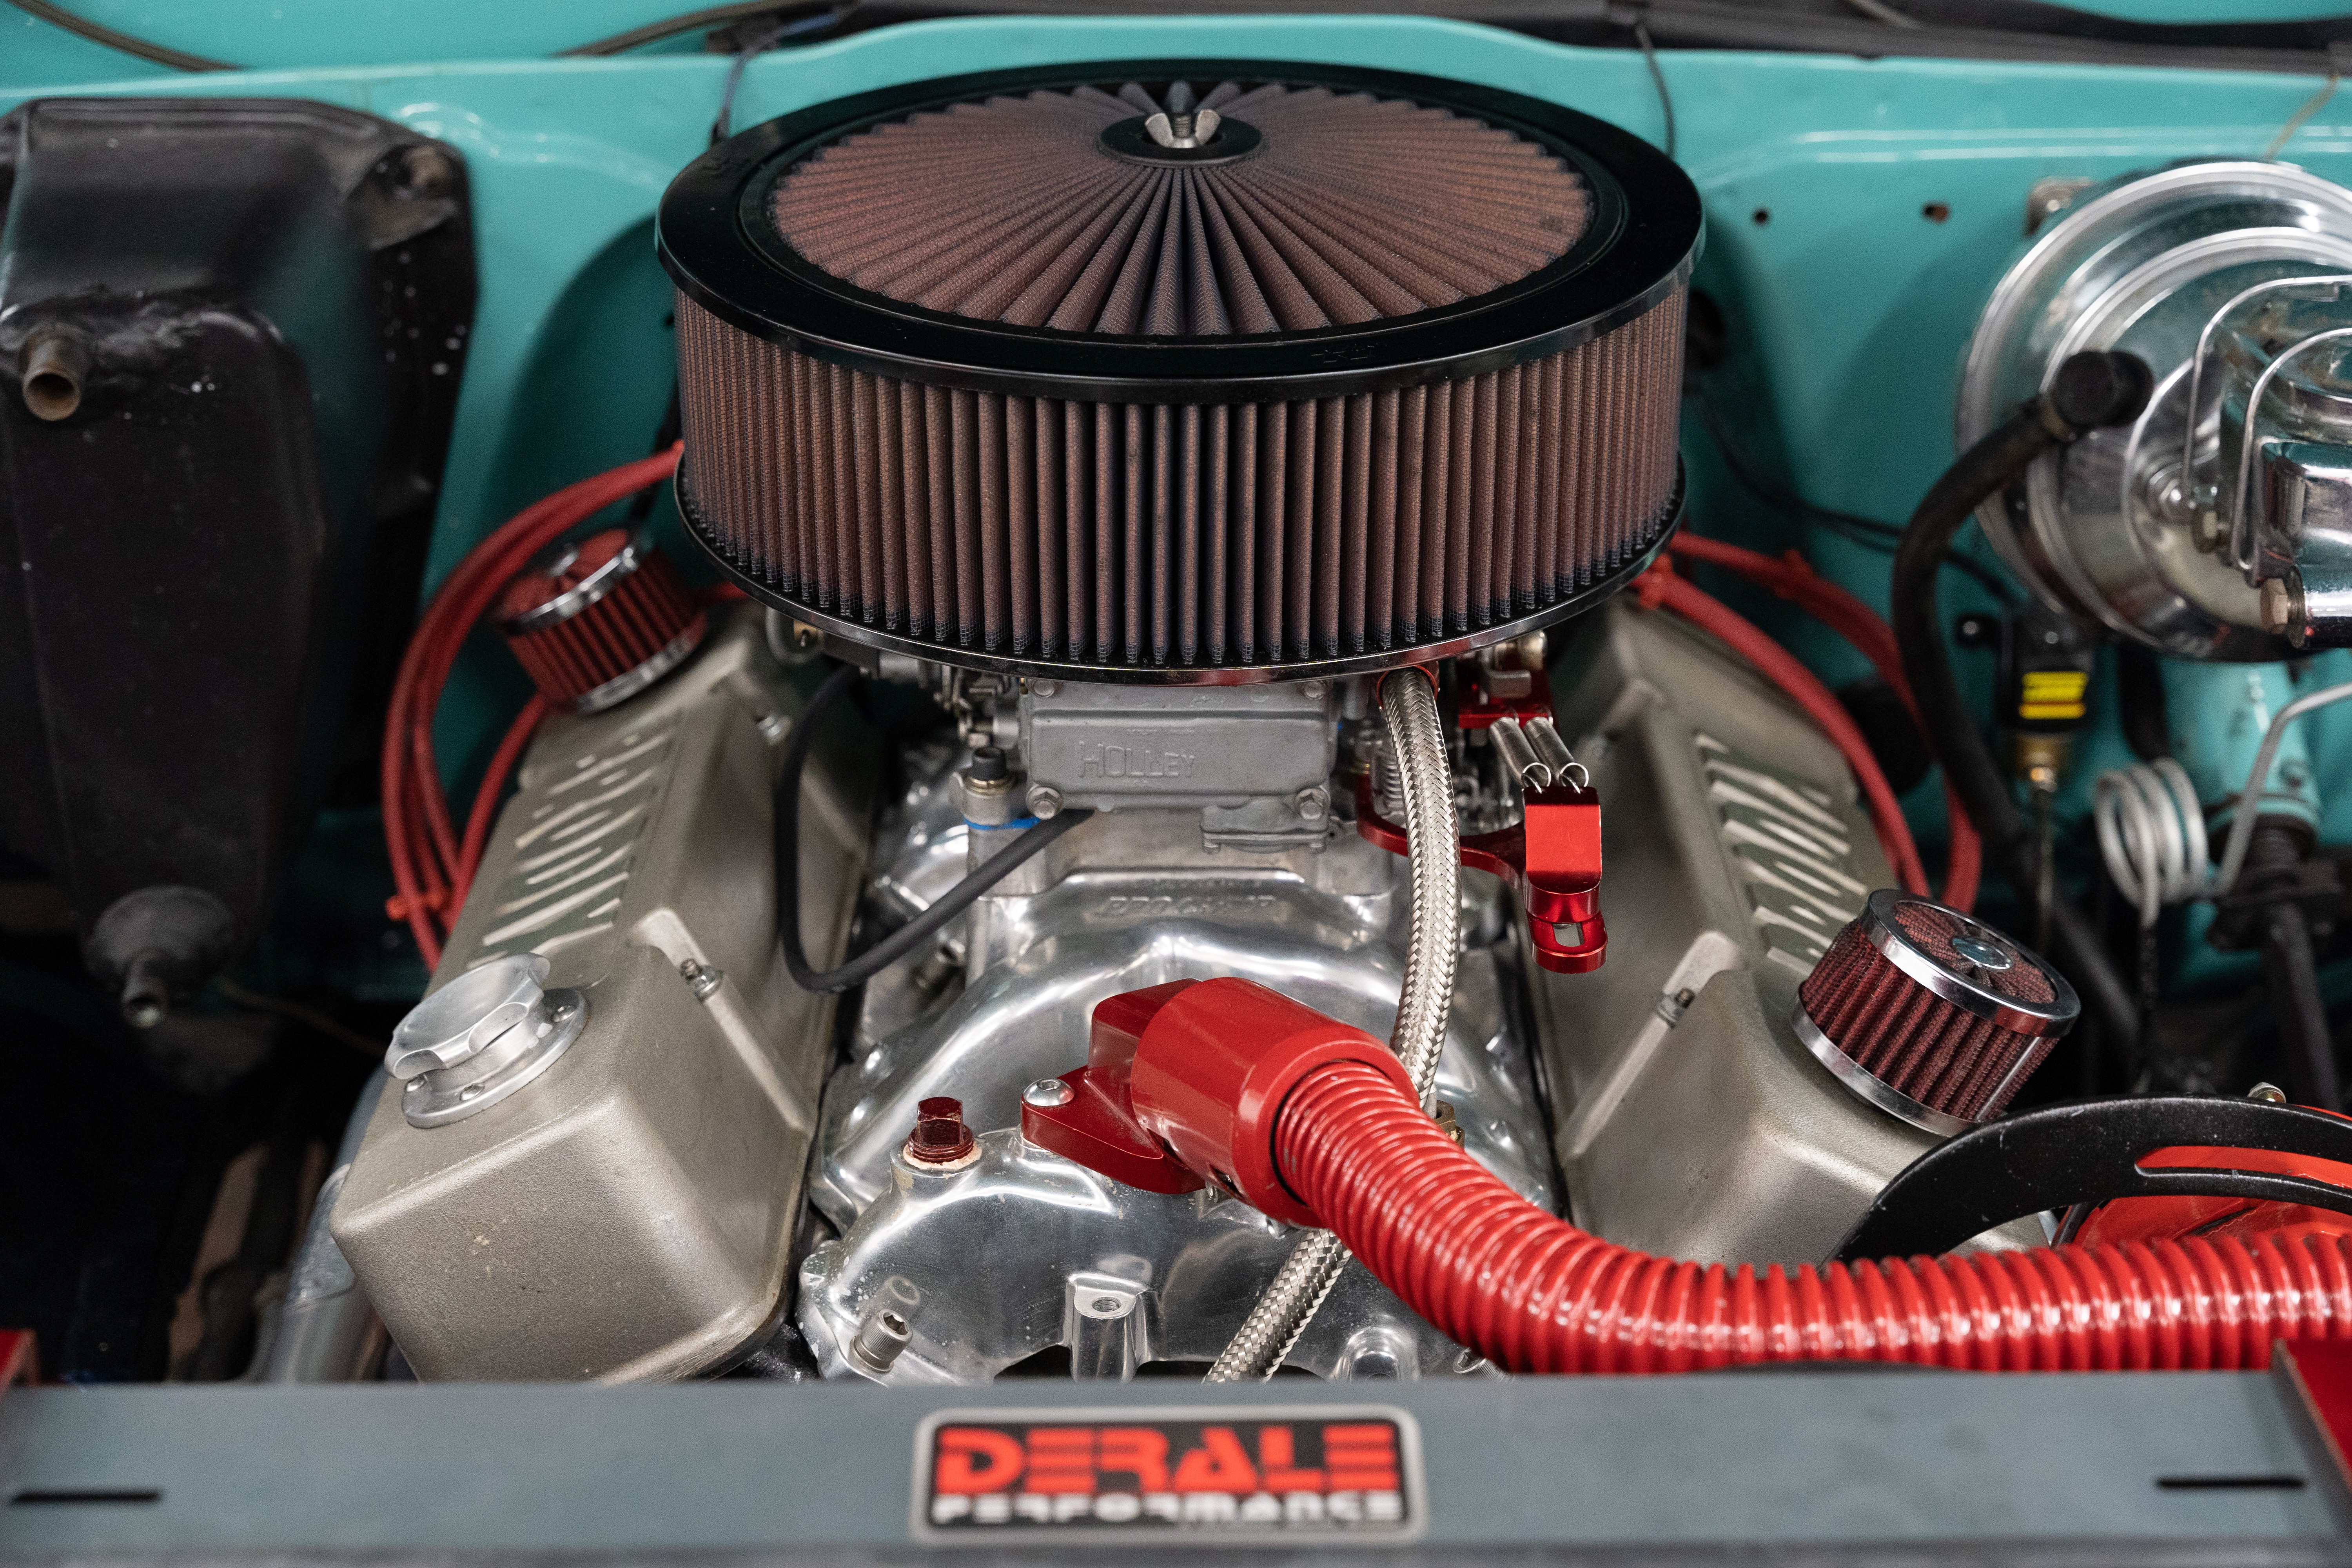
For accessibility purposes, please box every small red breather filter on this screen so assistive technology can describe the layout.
[501,529,708,714]
[1795,889,2079,1136]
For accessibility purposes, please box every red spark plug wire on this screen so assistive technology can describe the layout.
[1662,535,1981,910]
[1639,562,1931,898]
[381,445,682,967]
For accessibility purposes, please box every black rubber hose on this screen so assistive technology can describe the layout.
[775,663,1091,994]
[1892,351,2152,1054]
[2248,825,2341,1111]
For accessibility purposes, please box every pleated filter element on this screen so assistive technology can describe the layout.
[1796,891,2080,1135]
[769,82,1591,336]
[659,65,1702,678]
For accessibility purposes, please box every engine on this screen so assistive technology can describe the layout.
[319,62,2110,1388]
[19,41,2352,1437]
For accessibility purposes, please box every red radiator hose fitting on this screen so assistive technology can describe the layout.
[1276,1057,2352,1372]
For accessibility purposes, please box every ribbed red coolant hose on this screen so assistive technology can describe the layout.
[1278,1060,2352,1371]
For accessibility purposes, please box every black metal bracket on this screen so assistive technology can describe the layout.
[1834,1096,2352,1261]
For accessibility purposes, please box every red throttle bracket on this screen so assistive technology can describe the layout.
[1355,773,1606,974]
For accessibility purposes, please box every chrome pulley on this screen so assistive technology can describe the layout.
[1960,160,2352,657]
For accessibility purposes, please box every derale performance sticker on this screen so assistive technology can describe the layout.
[911,1406,1424,1543]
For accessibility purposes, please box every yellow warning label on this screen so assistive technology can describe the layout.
[2018,670,2087,722]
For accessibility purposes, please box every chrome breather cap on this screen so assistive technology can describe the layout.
[1857,889,2079,1036]
[1794,890,2078,1138]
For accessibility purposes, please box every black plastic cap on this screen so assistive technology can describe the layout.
[967,746,1009,783]
[2047,351,2154,434]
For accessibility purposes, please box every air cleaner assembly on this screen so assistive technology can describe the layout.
[657,61,1700,680]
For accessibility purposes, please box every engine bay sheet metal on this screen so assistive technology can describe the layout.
[0,1372,2343,1556]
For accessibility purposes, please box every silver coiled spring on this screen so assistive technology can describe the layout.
[2092,758,2209,929]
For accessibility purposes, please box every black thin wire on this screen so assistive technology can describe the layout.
[566,0,833,56]
[5,0,235,70]
[1630,17,1676,162]
[711,6,849,143]
[1692,387,2016,601]
[776,664,1094,994]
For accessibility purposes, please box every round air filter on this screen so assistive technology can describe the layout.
[658,61,1700,682]
[1795,890,2080,1136]
[501,529,708,713]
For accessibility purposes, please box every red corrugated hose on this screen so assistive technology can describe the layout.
[1277,1058,2352,1371]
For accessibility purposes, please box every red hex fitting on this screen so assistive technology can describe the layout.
[906,1096,977,1166]
[1123,978,1411,1224]
[1020,982,1205,1194]
[1356,775,1606,974]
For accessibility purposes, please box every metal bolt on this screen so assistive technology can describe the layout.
[849,1306,913,1375]
[1298,678,1328,700]
[1026,782,1063,819]
[1293,786,1329,822]
[1092,1296,1126,1315]
[399,144,456,198]
[1023,1078,1074,1109]
[1032,679,1062,698]
[19,328,87,422]
[2249,1081,2290,1105]
[2261,574,2305,639]
[679,957,724,1001]
[1433,1100,1465,1147]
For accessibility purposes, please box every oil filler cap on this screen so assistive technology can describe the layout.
[386,953,588,1128]
[501,528,707,714]
[1795,889,2078,1136]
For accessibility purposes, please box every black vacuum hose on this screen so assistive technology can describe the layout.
[775,663,1091,994]
[2246,824,2341,1110]
[1891,351,2151,1054]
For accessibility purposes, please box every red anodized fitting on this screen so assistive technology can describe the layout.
[905,1096,978,1167]
[501,528,708,714]
[1022,978,1411,1225]
[1354,774,1604,975]
[1356,664,1605,975]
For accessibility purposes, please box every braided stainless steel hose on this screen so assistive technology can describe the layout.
[1205,665,1459,1382]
